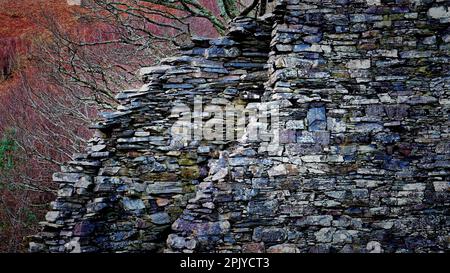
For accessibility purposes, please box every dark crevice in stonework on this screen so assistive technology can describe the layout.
[31,0,449,253]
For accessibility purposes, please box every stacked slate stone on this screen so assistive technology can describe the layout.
[30,17,273,252]
[167,0,449,253]
[31,0,449,253]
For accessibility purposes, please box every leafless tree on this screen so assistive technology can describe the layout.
[0,0,268,251]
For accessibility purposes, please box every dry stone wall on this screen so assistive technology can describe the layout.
[31,0,449,253]
[30,17,273,253]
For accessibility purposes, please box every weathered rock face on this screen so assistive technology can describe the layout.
[30,16,273,253]
[31,0,449,253]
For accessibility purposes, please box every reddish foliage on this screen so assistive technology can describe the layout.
[0,0,79,95]
[0,0,220,252]
[0,0,98,252]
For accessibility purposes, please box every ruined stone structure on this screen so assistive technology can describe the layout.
[31,0,449,253]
